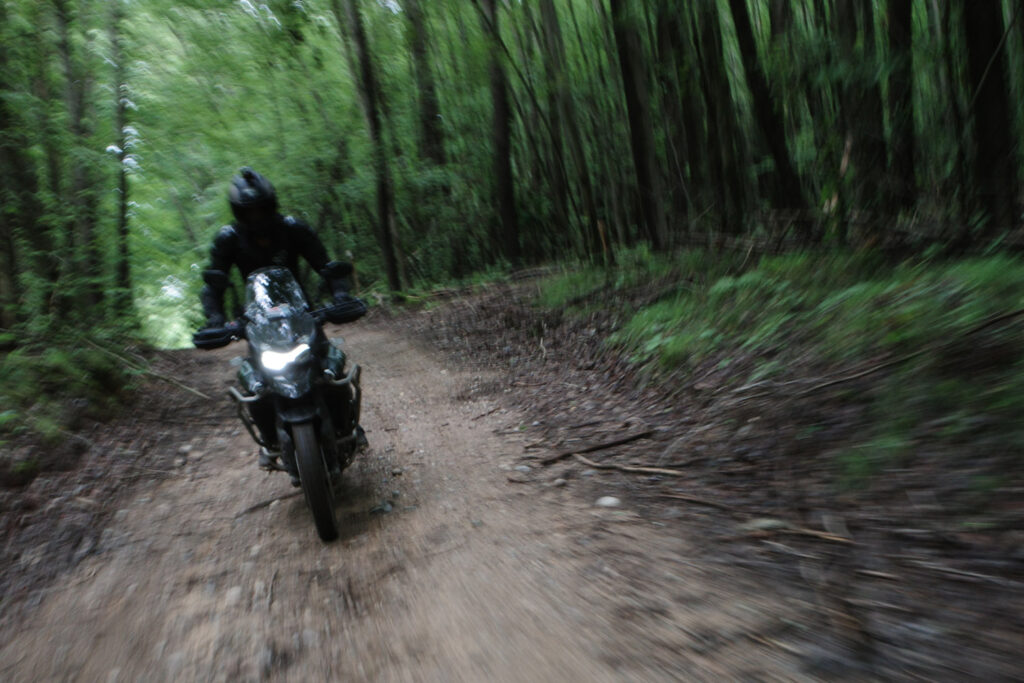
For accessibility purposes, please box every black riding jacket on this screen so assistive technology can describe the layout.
[200,215,349,325]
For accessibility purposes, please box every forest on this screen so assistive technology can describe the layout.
[2,3,1024,675]
[0,0,1021,349]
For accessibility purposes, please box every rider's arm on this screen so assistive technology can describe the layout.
[287,217,365,322]
[288,217,354,299]
[200,226,237,327]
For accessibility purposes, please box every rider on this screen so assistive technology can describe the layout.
[196,167,366,477]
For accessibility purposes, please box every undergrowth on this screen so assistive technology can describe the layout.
[0,332,139,467]
[538,246,1024,493]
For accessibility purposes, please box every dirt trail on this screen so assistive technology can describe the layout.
[1,322,809,681]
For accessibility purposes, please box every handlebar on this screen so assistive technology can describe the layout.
[193,297,367,350]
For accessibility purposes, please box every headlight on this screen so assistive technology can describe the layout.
[260,343,310,371]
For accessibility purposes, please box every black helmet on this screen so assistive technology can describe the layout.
[228,167,277,224]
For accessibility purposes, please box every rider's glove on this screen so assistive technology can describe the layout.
[192,321,242,349]
[325,294,367,324]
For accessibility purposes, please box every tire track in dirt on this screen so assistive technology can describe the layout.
[0,322,808,681]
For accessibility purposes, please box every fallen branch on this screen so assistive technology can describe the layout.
[743,523,854,544]
[573,453,686,478]
[795,349,928,398]
[779,527,855,544]
[961,306,1024,336]
[855,569,901,581]
[235,491,302,517]
[747,634,803,656]
[539,429,656,465]
[662,492,736,512]
[471,406,500,421]
[902,559,1023,588]
[796,308,1024,398]
[730,308,1024,402]
[267,568,277,611]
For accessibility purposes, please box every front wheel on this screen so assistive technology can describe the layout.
[292,422,339,542]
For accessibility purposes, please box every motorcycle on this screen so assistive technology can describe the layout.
[193,266,367,541]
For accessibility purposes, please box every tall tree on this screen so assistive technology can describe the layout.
[887,0,916,212]
[727,0,805,218]
[334,0,403,291]
[654,0,697,231]
[834,0,886,238]
[110,0,133,313]
[477,0,521,265]
[0,2,51,328]
[0,0,25,328]
[539,0,602,259]
[404,0,446,167]
[964,1,1018,231]
[694,3,746,236]
[54,0,102,311]
[609,0,665,249]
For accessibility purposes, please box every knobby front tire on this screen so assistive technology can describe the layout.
[292,421,339,542]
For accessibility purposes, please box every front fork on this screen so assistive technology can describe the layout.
[227,363,360,476]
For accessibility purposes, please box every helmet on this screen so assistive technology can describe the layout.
[228,167,278,225]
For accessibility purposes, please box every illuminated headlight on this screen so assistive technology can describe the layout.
[260,344,310,371]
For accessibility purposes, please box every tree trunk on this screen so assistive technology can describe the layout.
[834,0,886,240]
[478,0,520,265]
[334,0,403,292]
[727,0,805,219]
[540,0,602,260]
[0,0,22,328]
[0,1,50,327]
[533,1,570,256]
[770,0,792,37]
[964,1,1018,232]
[654,0,694,231]
[694,3,746,237]
[938,0,969,225]
[110,0,132,315]
[404,0,446,167]
[887,0,916,212]
[609,0,665,249]
[54,0,103,312]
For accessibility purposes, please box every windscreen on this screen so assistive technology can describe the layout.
[244,267,309,320]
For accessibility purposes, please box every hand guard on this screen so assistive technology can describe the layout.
[192,321,242,349]
[323,295,367,324]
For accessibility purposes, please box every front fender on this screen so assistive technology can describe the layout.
[275,395,317,424]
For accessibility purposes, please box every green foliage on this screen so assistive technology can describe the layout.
[0,341,135,440]
[1,0,1022,351]
[836,432,913,489]
[536,244,742,312]
[547,248,1024,488]
[611,251,1024,369]
[535,266,608,310]
[11,457,39,476]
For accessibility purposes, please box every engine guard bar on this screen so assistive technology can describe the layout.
[227,363,360,447]
[327,364,361,433]
[227,386,271,447]
[228,386,261,404]
[324,362,360,388]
